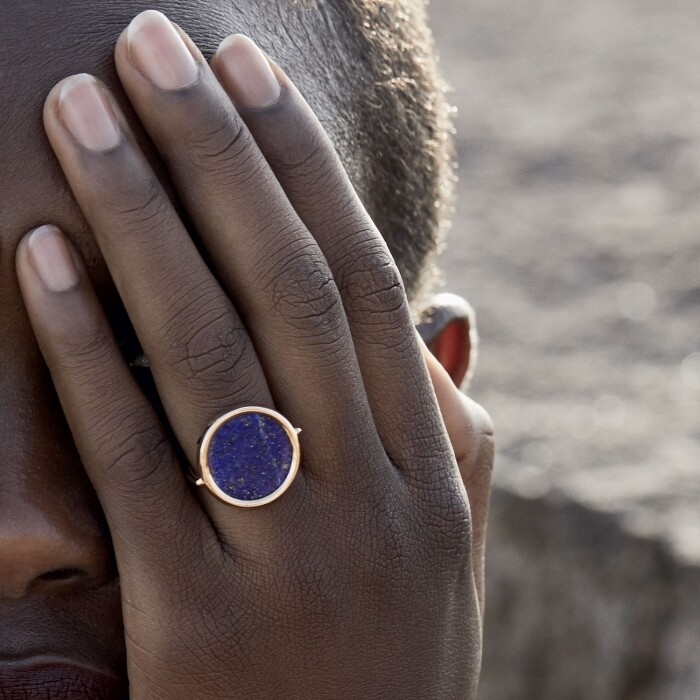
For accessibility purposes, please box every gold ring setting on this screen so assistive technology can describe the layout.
[195,406,301,508]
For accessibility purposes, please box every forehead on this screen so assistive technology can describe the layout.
[0,0,366,270]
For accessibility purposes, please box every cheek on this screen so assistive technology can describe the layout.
[0,153,114,543]
[0,307,111,561]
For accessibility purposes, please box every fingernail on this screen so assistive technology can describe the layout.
[127,10,199,90]
[216,35,281,109]
[27,225,79,292]
[58,74,122,152]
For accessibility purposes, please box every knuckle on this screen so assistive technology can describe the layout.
[344,252,406,311]
[99,175,174,237]
[53,315,116,375]
[338,250,411,332]
[425,481,474,557]
[97,414,174,490]
[408,449,474,541]
[169,310,236,375]
[158,292,260,400]
[261,245,346,338]
[265,126,327,183]
[183,116,266,187]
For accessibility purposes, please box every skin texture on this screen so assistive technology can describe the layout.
[0,2,493,698]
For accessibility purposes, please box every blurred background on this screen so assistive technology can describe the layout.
[428,0,700,697]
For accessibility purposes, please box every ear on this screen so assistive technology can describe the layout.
[428,317,472,387]
[417,293,477,388]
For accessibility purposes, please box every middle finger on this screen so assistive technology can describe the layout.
[112,11,382,479]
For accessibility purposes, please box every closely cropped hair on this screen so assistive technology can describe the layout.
[326,0,455,306]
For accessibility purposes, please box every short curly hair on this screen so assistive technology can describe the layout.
[253,0,455,306]
[330,0,454,305]
[4,0,454,307]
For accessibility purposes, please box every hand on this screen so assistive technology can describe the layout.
[16,11,493,698]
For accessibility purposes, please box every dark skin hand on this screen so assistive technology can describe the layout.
[12,10,494,699]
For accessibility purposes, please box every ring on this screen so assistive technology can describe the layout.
[195,406,301,507]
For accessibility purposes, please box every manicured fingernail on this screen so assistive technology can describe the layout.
[127,10,199,90]
[27,226,79,292]
[58,74,121,152]
[216,35,281,109]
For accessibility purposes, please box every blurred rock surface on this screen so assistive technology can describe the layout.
[428,0,700,696]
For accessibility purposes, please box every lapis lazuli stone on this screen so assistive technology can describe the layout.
[207,413,294,501]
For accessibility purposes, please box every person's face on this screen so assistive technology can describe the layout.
[0,1,369,694]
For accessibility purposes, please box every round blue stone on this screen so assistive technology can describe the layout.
[207,413,294,501]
